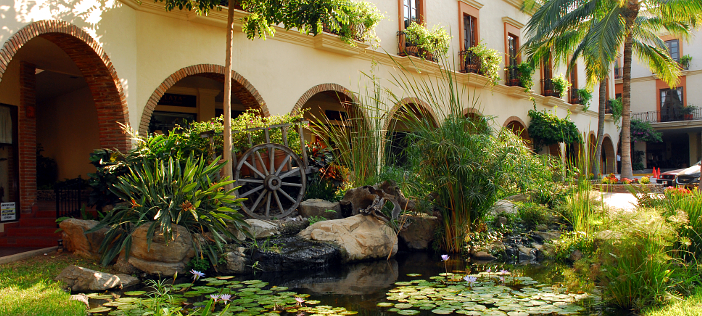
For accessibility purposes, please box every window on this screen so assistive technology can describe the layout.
[463,15,477,50]
[569,65,579,103]
[660,87,684,122]
[665,39,680,62]
[507,34,519,66]
[403,0,421,29]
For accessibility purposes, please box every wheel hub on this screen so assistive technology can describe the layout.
[264,174,282,191]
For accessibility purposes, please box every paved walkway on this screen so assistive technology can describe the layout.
[601,192,638,212]
[0,247,41,257]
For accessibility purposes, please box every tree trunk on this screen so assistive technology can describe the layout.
[620,1,639,179]
[223,0,235,187]
[594,81,606,176]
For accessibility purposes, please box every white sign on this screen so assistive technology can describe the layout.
[1,202,16,221]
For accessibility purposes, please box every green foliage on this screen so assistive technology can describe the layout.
[610,97,623,129]
[323,1,384,46]
[515,202,550,229]
[517,62,535,90]
[527,108,582,152]
[576,88,592,111]
[304,174,339,201]
[88,149,130,210]
[88,155,250,266]
[631,119,663,143]
[552,231,596,262]
[466,41,503,86]
[404,22,452,58]
[187,256,211,272]
[307,215,327,225]
[550,74,571,96]
[680,54,692,69]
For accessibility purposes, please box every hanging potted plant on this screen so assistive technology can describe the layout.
[680,55,692,70]
[682,104,697,120]
[465,41,502,86]
[550,74,571,98]
[403,22,451,61]
[517,62,535,91]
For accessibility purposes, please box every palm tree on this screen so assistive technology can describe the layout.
[523,0,699,179]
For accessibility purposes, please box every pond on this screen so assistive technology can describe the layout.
[87,252,624,316]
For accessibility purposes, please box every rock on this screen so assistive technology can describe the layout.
[298,214,398,262]
[245,219,280,239]
[595,229,621,241]
[221,247,248,274]
[472,251,497,261]
[59,218,107,259]
[55,265,122,292]
[300,260,398,295]
[128,257,186,276]
[299,199,341,219]
[569,249,583,262]
[535,224,548,231]
[398,214,439,250]
[538,243,556,259]
[129,224,195,276]
[497,216,509,227]
[518,246,536,261]
[113,253,138,275]
[505,194,529,202]
[339,181,414,218]
[276,216,309,235]
[116,274,140,288]
[69,294,90,308]
[533,230,561,242]
[250,236,342,272]
[130,224,195,264]
[490,200,518,217]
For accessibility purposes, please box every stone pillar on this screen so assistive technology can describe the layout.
[18,61,36,214]
[634,141,647,169]
[198,88,219,122]
[690,132,701,165]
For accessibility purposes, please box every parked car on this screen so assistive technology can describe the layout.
[675,161,701,189]
[657,168,685,187]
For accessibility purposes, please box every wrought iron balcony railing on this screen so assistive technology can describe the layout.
[632,107,702,123]
[614,67,622,79]
[541,78,561,97]
[397,31,436,62]
[459,50,481,74]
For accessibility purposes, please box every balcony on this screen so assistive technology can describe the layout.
[459,50,481,74]
[505,66,523,87]
[569,93,583,105]
[632,107,702,123]
[322,23,366,43]
[614,67,622,79]
[541,78,561,97]
[397,31,436,62]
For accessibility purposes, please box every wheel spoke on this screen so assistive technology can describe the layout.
[275,154,292,176]
[239,185,264,198]
[273,190,284,215]
[254,151,270,175]
[242,161,266,179]
[279,168,301,179]
[278,189,297,203]
[281,182,303,187]
[269,146,275,174]
[237,178,264,184]
[265,191,271,218]
[249,189,268,213]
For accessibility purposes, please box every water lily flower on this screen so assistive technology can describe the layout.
[441,255,450,261]
[499,269,510,275]
[220,294,232,302]
[190,269,205,281]
[464,275,477,284]
[295,296,305,306]
[485,268,491,273]
[210,294,220,301]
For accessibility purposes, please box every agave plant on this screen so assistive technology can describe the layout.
[88,155,250,266]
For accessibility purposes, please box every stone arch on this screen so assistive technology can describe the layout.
[383,97,439,132]
[503,116,531,147]
[291,83,359,116]
[139,64,268,135]
[0,20,130,151]
[463,107,483,118]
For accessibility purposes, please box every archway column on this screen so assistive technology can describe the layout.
[18,62,36,214]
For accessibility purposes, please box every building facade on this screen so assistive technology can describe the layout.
[0,0,618,244]
[616,30,702,170]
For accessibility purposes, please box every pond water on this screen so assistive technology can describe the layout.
[88,252,629,316]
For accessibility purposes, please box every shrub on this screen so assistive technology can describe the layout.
[527,108,582,152]
[516,202,550,229]
[466,41,503,86]
[403,22,451,58]
[640,176,651,184]
[87,155,249,266]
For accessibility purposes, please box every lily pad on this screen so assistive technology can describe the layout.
[88,306,112,313]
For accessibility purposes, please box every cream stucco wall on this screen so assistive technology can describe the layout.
[0,0,620,162]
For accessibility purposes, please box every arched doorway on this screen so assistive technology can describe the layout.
[385,99,438,167]
[503,116,531,148]
[602,135,616,174]
[0,21,129,214]
[292,83,361,146]
[140,64,267,135]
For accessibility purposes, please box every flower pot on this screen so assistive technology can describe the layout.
[238,150,291,177]
[508,79,520,86]
[684,114,693,120]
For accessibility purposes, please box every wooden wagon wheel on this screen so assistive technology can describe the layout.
[234,143,307,219]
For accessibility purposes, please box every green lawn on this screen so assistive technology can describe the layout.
[0,251,110,316]
[643,289,702,316]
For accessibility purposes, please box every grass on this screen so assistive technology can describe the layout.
[0,251,111,316]
[643,288,702,316]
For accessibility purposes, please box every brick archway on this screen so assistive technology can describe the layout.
[384,97,439,132]
[0,20,130,213]
[602,134,616,174]
[291,83,359,116]
[139,64,268,135]
[503,116,531,147]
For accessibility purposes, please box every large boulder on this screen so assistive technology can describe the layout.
[55,265,122,292]
[298,214,397,262]
[220,246,249,274]
[398,214,440,250]
[245,219,280,239]
[489,200,518,217]
[299,199,341,219]
[59,219,108,259]
[250,236,342,272]
[299,259,398,295]
[339,181,414,218]
[128,224,195,276]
